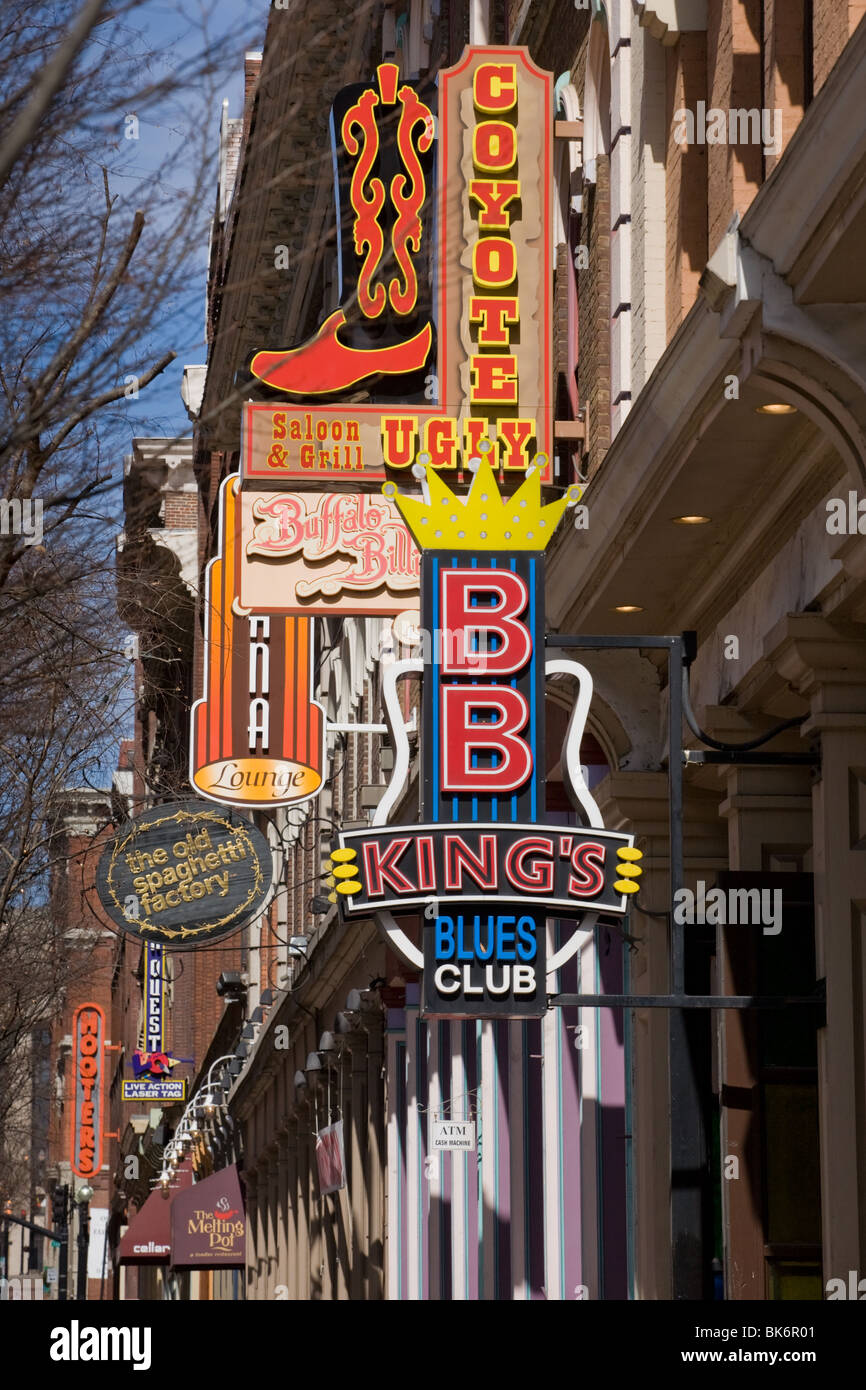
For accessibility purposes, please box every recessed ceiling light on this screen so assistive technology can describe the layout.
[755,402,797,415]
[612,604,644,613]
[672,515,711,525]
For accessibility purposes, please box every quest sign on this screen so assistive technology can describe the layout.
[122,943,191,1100]
[96,800,274,949]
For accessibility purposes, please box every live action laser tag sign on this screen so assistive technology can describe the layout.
[96,800,275,950]
[122,944,192,1101]
[330,462,644,1018]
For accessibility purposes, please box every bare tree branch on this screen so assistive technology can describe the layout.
[0,0,110,185]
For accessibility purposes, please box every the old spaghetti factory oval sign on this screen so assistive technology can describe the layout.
[96,800,274,949]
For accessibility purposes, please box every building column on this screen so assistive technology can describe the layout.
[596,769,728,1301]
[365,1004,386,1300]
[255,1154,269,1300]
[347,1031,369,1300]
[716,749,814,1299]
[266,1141,279,1299]
[284,1119,299,1299]
[770,613,866,1283]
[276,1129,289,1297]
[244,1169,258,1301]
[296,1098,312,1300]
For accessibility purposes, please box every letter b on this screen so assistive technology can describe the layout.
[434,917,456,960]
[440,568,531,675]
[441,686,532,792]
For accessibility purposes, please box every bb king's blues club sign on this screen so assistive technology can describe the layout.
[333,463,643,1018]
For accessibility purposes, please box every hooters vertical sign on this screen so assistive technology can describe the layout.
[72,1003,105,1179]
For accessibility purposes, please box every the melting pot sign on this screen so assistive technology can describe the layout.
[170,1164,246,1269]
[96,800,275,949]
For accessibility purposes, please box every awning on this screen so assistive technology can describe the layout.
[170,1163,246,1269]
[117,1163,192,1265]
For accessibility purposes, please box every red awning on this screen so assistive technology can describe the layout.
[170,1163,246,1269]
[117,1162,192,1265]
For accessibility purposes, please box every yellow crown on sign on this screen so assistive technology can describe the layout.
[383,458,581,552]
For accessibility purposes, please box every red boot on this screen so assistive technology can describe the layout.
[250,308,432,395]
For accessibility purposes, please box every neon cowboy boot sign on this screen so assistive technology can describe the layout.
[250,63,434,397]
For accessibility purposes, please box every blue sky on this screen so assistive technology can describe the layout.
[116,0,268,441]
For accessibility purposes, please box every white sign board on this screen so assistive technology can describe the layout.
[87,1208,110,1281]
[431,1120,476,1151]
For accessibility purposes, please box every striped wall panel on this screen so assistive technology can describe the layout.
[385,960,627,1301]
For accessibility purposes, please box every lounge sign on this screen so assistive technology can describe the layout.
[96,800,274,949]
[71,1004,105,1179]
[191,475,326,808]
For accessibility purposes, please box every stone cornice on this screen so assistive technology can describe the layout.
[765,613,866,712]
[635,1,707,46]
